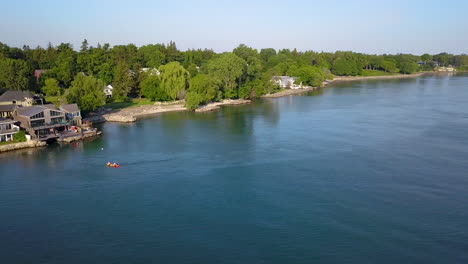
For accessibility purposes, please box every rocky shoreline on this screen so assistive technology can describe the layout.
[0,140,46,153]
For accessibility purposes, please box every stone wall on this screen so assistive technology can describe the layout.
[0,140,46,153]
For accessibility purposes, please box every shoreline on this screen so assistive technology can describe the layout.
[86,72,431,124]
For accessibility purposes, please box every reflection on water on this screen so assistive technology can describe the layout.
[1,74,468,264]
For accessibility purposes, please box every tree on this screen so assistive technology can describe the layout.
[293,65,326,87]
[206,53,246,98]
[260,48,276,63]
[158,61,189,100]
[331,57,362,76]
[185,74,218,110]
[67,73,106,111]
[399,60,418,74]
[139,74,168,101]
[42,78,62,96]
[380,60,397,73]
[80,39,89,53]
[0,58,30,90]
[112,61,134,101]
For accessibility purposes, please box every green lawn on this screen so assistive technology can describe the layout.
[104,98,154,110]
[360,70,398,76]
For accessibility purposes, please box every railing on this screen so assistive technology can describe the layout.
[0,127,19,135]
[31,121,70,130]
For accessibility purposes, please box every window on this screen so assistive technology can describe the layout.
[50,110,62,117]
[31,112,44,119]
[31,119,45,127]
[51,117,64,124]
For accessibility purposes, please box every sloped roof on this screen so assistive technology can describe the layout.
[0,90,34,102]
[15,104,58,117]
[0,104,17,112]
[272,76,297,82]
[15,106,45,117]
[60,104,80,113]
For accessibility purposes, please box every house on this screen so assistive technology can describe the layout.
[60,104,82,126]
[436,65,456,72]
[0,104,17,118]
[271,76,303,89]
[13,104,68,140]
[104,85,113,98]
[141,68,161,76]
[0,118,19,142]
[0,90,34,107]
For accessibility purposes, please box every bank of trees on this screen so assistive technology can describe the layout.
[1,40,468,111]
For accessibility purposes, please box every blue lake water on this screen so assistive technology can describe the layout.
[1,74,468,263]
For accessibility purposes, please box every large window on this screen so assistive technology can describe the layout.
[31,119,45,127]
[50,110,62,117]
[51,117,64,124]
[31,112,44,119]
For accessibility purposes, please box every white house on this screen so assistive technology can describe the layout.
[271,76,303,89]
[141,68,161,76]
[0,117,20,142]
[104,85,113,98]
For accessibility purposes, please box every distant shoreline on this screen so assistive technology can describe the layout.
[86,72,431,123]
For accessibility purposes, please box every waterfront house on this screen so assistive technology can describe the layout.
[271,76,303,89]
[0,90,34,107]
[13,104,68,140]
[0,118,19,142]
[60,104,82,126]
[0,104,17,118]
[104,85,113,98]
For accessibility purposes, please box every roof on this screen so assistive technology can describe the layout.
[0,90,33,102]
[0,117,16,125]
[60,104,80,113]
[15,104,59,117]
[272,76,297,82]
[0,104,17,112]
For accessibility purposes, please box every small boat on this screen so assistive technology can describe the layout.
[106,162,120,168]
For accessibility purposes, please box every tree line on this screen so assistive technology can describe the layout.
[1,40,467,111]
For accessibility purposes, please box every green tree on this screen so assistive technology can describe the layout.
[42,78,62,96]
[0,58,30,90]
[206,53,246,98]
[185,74,218,110]
[331,57,362,76]
[294,65,326,87]
[139,74,169,101]
[112,61,134,101]
[67,73,106,111]
[380,60,397,73]
[399,60,419,74]
[158,61,189,100]
[260,48,276,63]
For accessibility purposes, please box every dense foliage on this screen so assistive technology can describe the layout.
[1,40,467,111]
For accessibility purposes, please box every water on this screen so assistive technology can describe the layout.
[1,74,468,263]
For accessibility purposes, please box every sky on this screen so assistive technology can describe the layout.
[1,0,468,54]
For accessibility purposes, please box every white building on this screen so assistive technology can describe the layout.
[271,76,303,89]
[141,68,161,76]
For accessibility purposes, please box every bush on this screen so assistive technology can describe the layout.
[13,131,26,142]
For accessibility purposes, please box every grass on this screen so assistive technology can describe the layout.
[104,98,154,110]
[360,70,398,77]
[0,131,26,146]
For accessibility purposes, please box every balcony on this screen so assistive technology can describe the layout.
[31,121,70,130]
[0,126,19,135]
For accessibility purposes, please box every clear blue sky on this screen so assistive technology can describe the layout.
[1,0,467,54]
